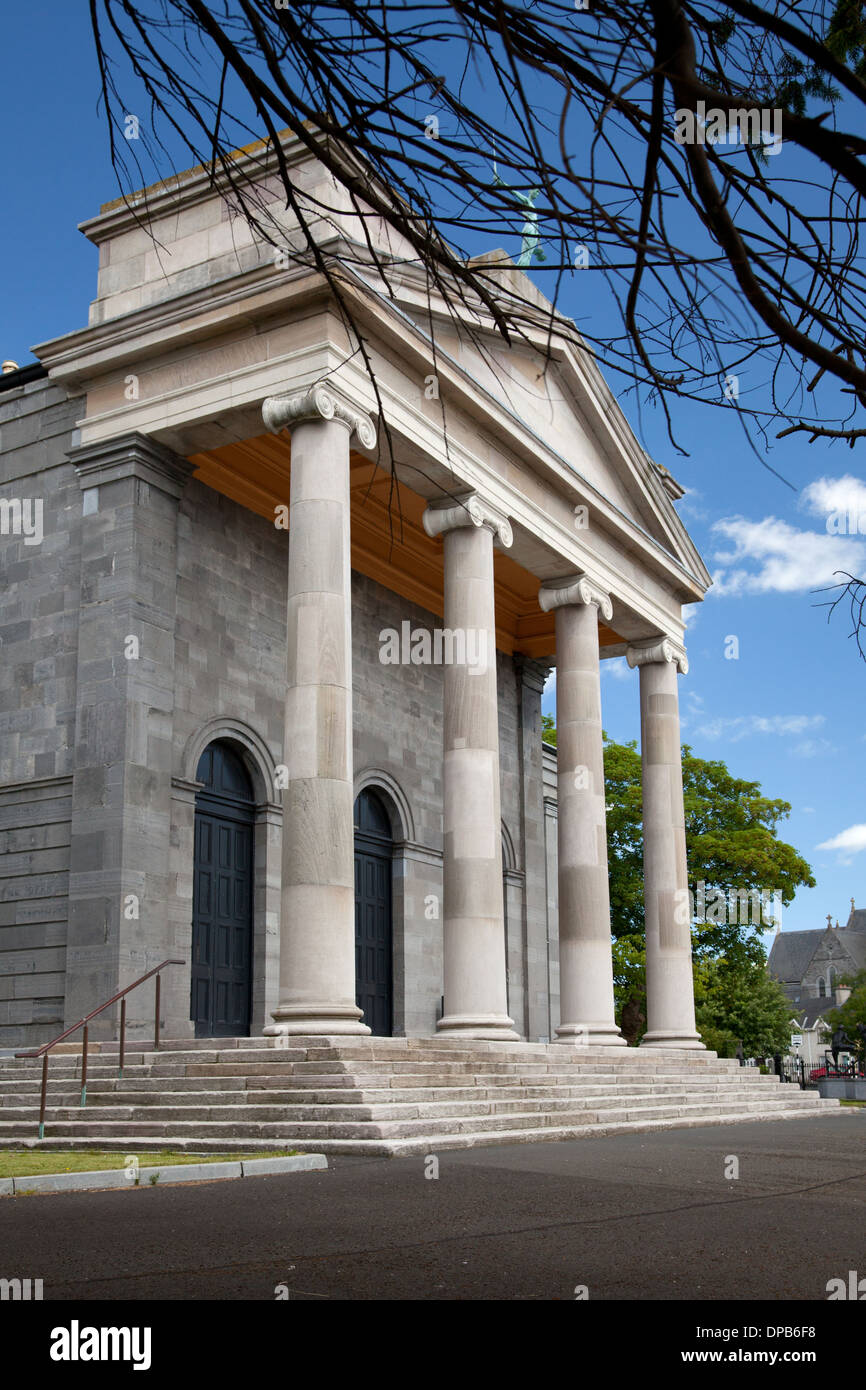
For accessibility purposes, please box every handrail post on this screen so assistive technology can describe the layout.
[39,1054,48,1141]
[119,997,126,1079]
[17,958,185,1138]
[80,1024,88,1108]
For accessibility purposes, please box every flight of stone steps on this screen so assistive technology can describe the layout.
[0,1037,844,1157]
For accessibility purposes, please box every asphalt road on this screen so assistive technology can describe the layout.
[2,1114,864,1301]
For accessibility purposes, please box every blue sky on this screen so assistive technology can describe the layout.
[2,5,863,944]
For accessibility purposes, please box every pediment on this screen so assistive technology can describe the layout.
[389,278,710,591]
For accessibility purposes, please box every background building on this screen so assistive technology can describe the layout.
[769,901,866,1064]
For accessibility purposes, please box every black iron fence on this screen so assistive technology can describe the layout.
[746,1053,865,1088]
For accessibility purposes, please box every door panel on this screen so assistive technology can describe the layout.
[354,834,393,1037]
[191,743,254,1038]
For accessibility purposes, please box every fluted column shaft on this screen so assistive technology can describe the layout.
[423,495,519,1040]
[262,387,375,1035]
[540,577,624,1046]
[627,638,703,1049]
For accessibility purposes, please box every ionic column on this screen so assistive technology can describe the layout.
[539,576,624,1046]
[423,494,519,1040]
[262,385,376,1035]
[626,637,704,1049]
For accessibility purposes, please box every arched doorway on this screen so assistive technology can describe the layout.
[354,788,393,1036]
[191,741,255,1037]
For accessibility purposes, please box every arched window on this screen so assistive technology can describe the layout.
[827,965,836,991]
[818,977,826,998]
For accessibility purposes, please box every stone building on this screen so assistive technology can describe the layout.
[768,901,866,1008]
[768,900,866,1063]
[0,134,712,1053]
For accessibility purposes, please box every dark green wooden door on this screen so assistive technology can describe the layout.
[191,742,254,1037]
[354,789,393,1037]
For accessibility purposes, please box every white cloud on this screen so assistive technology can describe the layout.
[800,474,866,531]
[791,738,836,759]
[692,713,825,743]
[709,514,866,596]
[816,824,866,854]
[801,806,815,814]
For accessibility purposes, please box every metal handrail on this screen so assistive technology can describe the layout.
[14,958,185,1139]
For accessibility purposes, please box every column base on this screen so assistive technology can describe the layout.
[640,1031,706,1050]
[437,1013,521,1042]
[554,1023,627,1047]
[264,1003,371,1036]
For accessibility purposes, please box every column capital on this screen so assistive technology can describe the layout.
[538,573,613,623]
[262,385,376,450]
[422,492,512,549]
[626,635,688,675]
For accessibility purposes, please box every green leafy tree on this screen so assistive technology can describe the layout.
[826,968,866,1042]
[544,719,816,1040]
[694,959,794,1057]
[603,735,815,965]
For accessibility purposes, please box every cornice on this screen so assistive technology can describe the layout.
[70,432,195,498]
[513,655,554,692]
[77,132,317,244]
[33,264,327,381]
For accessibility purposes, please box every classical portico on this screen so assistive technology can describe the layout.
[7,131,715,1057]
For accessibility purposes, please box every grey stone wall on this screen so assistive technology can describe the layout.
[802,936,859,1000]
[0,380,83,1046]
[1,411,554,1043]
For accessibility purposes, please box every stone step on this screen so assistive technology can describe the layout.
[0,1093,835,1143]
[0,1034,834,1157]
[0,1064,768,1094]
[0,1064,776,1091]
[0,1086,823,1125]
[0,1078,790,1108]
[0,1103,847,1158]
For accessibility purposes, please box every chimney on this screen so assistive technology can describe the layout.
[836,985,852,1005]
[1,360,19,375]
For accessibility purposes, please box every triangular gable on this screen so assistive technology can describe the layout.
[386,252,711,589]
[388,279,711,588]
